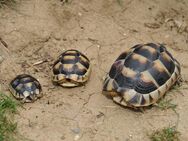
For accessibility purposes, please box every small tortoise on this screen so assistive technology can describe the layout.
[9,74,42,103]
[103,43,181,108]
[52,49,91,87]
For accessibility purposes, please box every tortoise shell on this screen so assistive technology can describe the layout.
[9,74,42,103]
[52,49,91,87]
[103,43,181,107]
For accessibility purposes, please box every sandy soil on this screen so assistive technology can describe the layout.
[0,0,188,141]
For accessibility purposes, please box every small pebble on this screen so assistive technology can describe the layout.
[71,128,80,134]
[78,12,82,16]
[74,134,80,141]
[61,135,65,140]
[53,32,61,40]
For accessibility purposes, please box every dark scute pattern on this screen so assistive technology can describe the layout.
[26,96,34,101]
[34,81,42,90]
[131,44,143,49]
[61,57,78,64]
[60,64,87,75]
[140,95,146,105]
[103,78,110,91]
[59,66,73,75]
[132,43,167,54]
[25,86,32,92]
[114,73,135,89]
[148,66,170,86]
[52,60,60,75]
[11,74,27,89]
[158,44,166,52]
[54,50,90,75]
[133,46,159,61]
[128,94,141,105]
[106,43,179,97]
[73,65,87,75]
[11,74,38,89]
[145,43,167,53]
[10,74,41,99]
[116,52,128,61]
[63,49,89,61]
[65,79,71,82]
[53,68,60,75]
[16,87,26,95]
[165,50,174,60]
[80,59,90,69]
[20,77,33,84]
[109,61,123,78]
[80,53,90,62]
[62,50,80,57]
[11,79,20,89]
[31,84,37,92]
[62,54,89,69]
[145,43,159,50]
[159,54,175,74]
[134,76,158,94]
[124,55,151,72]
[174,59,180,66]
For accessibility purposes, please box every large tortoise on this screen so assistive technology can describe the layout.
[103,43,181,108]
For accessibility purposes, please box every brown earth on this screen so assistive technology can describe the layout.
[0,0,188,141]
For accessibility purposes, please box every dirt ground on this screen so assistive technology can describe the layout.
[0,0,188,141]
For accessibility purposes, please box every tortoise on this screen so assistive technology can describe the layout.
[103,43,181,108]
[52,49,91,87]
[9,74,42,103]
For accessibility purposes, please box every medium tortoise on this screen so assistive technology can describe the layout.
[9,74,42,103]
[52,49,91,87]
[103,43,181,108]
